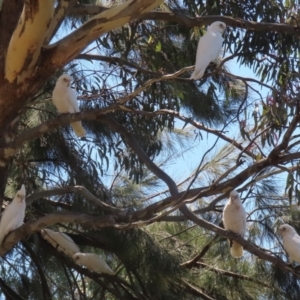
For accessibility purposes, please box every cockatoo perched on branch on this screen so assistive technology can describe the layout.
[278,224,300,264]
[41,229,80,258]
[0,185,26,245]
[222,190,246,258]
[73,252,115,275]
[190,21,226,80]
[52,74,86,137]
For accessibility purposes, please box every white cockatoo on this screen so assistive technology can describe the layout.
[52,74,86,137]
[0,185,26,245]
[278,224,300,264]
[41,228,80,258]
[222,190,247,258]
[73,253,115,275]
[190,21,226,80]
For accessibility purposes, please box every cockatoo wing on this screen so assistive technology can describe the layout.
[66,88,86,137]
[88,253,115,275]
[58,232,80,256]
[66,88,80,113]
[74,253,115,275]
[283,234,300,264]
[223,199,246,258]
[52,82,86,137]
[0,205,25,245]
[190,31,223,80]
[41,229,80,258]
[0,186,26,245]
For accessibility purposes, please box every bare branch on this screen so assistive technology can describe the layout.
[77,54,161,76]
[194,262,284,293]
[26,185,125,217]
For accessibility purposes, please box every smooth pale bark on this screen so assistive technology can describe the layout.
[5,0,54,83]
[48,0,163,67]
[0,0,163,131]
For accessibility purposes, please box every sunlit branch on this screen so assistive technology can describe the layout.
[69,7,300,37]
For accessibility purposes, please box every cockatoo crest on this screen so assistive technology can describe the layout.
[229,190,240,202]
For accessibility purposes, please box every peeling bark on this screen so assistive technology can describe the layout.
[5,0,54,83]
[0,0,23,80]
[0,0,162,131]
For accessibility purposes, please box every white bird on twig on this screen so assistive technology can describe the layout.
[0,185,26,245]
[223,190,247,258]
[41,228,80,258]
[190,21,226,80]
[52,74,86,137]
[278,224,300,264]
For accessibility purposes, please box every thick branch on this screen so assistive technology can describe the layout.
[69,7,300,36]
[0,106,254,162]
[5,0,54,83]
[0,213,115,256]
[46,0,163,68]
[0,0,23,79]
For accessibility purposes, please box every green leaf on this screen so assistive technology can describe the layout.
[155,41,162,52]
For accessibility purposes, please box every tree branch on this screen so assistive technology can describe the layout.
[26,185,126,218]
[180,279,215,300]
[44,0,78,44]
[77,54,161,76]
[0,106,255,162]
[194,261,287,294]
[269,114,300,158]
[46,0,163,69]
[69,7,300,36]
[5,0,54,83]
[0,213,115,256]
